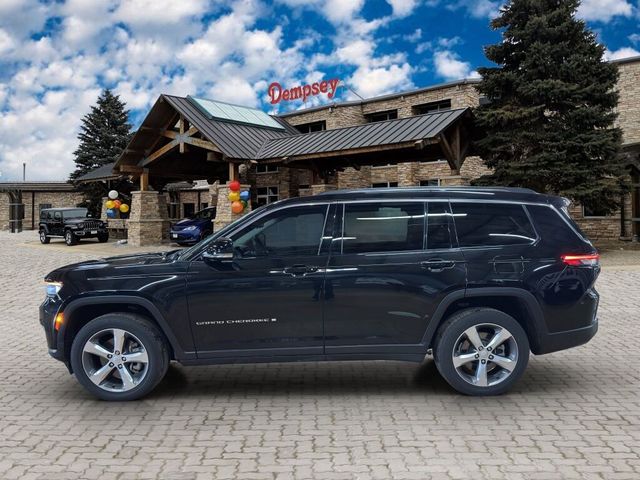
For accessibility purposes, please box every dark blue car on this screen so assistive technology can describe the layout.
[170,207,216,245]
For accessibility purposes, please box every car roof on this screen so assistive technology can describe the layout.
[41,207,87,211]
[266,186,562,208]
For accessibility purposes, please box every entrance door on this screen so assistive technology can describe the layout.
[187,203,334,357]
[323,200,466,354]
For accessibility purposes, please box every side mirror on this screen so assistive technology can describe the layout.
[202,237,234,264]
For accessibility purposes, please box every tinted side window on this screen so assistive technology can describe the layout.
[342,202,425,254]
[53,211,62,220]
[426,202,452,250]
[452,202,535,247]
[527,204,586,247]
[232,205,328,257]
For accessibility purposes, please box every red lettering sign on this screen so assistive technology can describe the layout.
[268,79,341,105]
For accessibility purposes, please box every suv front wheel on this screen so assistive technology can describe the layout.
[64,230,78,246]
[70,313,169,401]
[434,308,529,396]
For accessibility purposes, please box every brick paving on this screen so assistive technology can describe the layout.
[1,230,639,480]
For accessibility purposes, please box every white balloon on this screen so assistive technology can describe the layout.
[108,190,118,200]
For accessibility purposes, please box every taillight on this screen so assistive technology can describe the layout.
[561,253,600,267]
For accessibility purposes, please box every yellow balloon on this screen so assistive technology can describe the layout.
[228,191,240,202]
[105,200,115,209]
[119,204,129,213]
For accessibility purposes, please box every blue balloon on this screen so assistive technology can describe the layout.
[240,190,250,201]
[106,208,116,218]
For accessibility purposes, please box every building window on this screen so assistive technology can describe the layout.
[257,186,279,206]
[38,203,52,213]
[183,203,196,218]
[413,99,452,115]
[295,120,326,133]
[419,179,441,186]
[582,202,609,218]
[371,182,398,188]
[256,164,279,174]
[200,202,209,210]
[366,110,398,123]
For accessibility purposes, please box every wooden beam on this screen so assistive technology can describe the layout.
[140,168,149,191]
[118,165,144,174]
[438,133,457,171]
[141,139,178,167]
[179,116,185,154]
[182,136,222,153]
[228,163,239,181]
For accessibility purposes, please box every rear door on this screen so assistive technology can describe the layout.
[323,200,466,354]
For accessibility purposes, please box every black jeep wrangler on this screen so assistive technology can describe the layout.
[39,207,109,246]
[40,187,600,400]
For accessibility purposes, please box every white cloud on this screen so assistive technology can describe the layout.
[604,46,640,60]
[386,0,418,17]
[349,63,413,97]
[577,0,633,23]
[433,50,477,80]
[441,0,501,19]
[277,0,364,24]
[628,33,640,45]
[0,28,15,55]
[114,0,208,26]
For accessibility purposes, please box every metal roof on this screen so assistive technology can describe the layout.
[0,181,76,191]
[256,108,469,160]
[162,95,298,159]
[76,162,118,182]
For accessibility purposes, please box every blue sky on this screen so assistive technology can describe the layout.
[0,0,639,180]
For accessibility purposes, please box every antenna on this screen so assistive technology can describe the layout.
[342,82,364,100]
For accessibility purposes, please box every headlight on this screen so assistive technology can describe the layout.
[45,281,63,297]
[183,226,198,231]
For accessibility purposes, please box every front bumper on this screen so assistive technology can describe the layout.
[170,229,200,243]
[72,228,107,237]
[39,297,65,362]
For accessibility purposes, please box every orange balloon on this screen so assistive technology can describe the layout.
[113,200,122,209]
[231,201,244,214]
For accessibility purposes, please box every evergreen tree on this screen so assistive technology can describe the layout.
[70,89,133,216]
[473,0,625,212]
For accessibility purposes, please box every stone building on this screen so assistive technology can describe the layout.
[0,182,82,231]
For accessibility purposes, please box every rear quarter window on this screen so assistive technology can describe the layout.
[526,204,588,247]
[451,202,536,247]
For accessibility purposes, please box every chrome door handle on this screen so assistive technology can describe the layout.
[420,259,455,272]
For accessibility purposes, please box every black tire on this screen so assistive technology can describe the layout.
[64,230,77,246]
[97,232,109,243]
[433,308,529,396]
[39,230,50,244]
[70,313,170,401]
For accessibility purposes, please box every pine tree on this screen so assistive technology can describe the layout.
[70,89,133,216]
[473,0,625,212]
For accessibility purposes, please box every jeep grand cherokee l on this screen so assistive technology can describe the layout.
[40,187,600,400]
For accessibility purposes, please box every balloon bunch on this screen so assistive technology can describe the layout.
[105,190,130,219]
[227,181,250,214]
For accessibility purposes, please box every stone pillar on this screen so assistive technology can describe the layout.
[310,184,337,195]
[127,190,170,247]
[0,193,10,231]
[398,162,418,186]
[213,183,252,232]
[100,197,108,221]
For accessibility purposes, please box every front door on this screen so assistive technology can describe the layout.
[323,200,466,354]
[187,203,334,358]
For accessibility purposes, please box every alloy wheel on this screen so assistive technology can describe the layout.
[451,323,519,387]
[81,328,149,393]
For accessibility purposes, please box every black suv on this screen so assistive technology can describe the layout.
[40,188,600,400]
[39,207,109,246]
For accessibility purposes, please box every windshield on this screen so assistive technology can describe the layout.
[176,205,267,261]
[62,208,88,219]
[193,208,215,220]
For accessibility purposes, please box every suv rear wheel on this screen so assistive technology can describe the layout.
[64,230,77,246]
[434,308,529,396]
[39,230,50,244]
[70,313,169,401]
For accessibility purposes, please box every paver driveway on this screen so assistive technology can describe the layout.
[1,231,639,480]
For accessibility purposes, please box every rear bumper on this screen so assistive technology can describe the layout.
[534,317,598,355]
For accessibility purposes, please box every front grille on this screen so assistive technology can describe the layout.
[83,220,103,229]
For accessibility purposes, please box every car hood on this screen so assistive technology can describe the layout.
[44,251,181,282]
[65,218,96,225]
[172,217,208,228]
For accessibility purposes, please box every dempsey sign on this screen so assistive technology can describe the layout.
[268,78,340,105]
